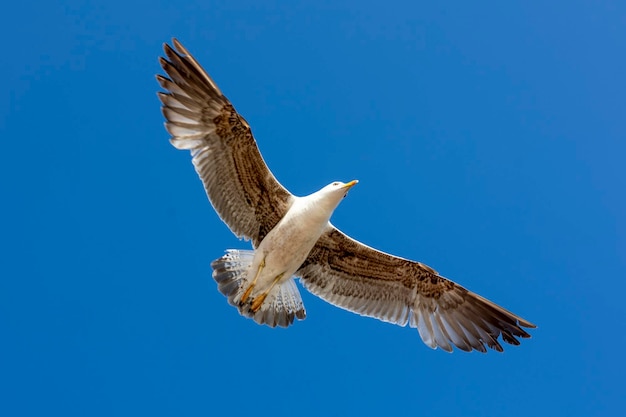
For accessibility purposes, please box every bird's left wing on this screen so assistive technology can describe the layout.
[297,226,536,352]
[157,39,294,246]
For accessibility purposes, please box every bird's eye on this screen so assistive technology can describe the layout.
[332,182,340,186]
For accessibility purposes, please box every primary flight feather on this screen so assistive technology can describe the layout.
[157,39,536,352]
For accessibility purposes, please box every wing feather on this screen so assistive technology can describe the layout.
[297,226,536,352]
[157,39,293,245]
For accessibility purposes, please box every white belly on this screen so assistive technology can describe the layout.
[248,197,330,294]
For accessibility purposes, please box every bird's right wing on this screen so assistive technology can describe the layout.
[297,226,536,352]
[157,39,294,246]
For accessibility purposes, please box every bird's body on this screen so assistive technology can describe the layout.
[250,183,356,294]
[254,189,344,287]
[215,182,357,325]
[157,39,536,352]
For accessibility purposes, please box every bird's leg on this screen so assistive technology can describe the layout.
[250,273,284,313]
[240,257,265,305]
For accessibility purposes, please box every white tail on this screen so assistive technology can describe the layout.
[211,250,306,328]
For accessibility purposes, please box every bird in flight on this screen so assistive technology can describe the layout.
[157,39,536,352]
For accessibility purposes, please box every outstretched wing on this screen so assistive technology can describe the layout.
[297,226,536,352]
[157,39,294,246]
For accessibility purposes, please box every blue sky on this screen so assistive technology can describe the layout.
[1,1,625,416]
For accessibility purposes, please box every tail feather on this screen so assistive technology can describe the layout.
[211,249,255,305]
[211,249,306,328]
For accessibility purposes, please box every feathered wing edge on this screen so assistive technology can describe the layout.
[157,39,294,246]
[297,226,536,353]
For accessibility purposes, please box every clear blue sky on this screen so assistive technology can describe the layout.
[1,1,625,416]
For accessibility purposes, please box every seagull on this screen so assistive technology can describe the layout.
[157,39,536,352]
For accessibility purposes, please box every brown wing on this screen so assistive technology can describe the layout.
[157,39,293,246]
[297,226,536,352]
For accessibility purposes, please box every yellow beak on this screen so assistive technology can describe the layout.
[343,180,359,189]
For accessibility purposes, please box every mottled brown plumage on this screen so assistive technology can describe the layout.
[157,39,536,352]
[158,40,293,246]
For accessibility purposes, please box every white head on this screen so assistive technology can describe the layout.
[314,180,359,212]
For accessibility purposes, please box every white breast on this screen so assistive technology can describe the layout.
[251,194,336,292]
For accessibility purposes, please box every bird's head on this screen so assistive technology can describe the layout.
[316,180,359,210]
